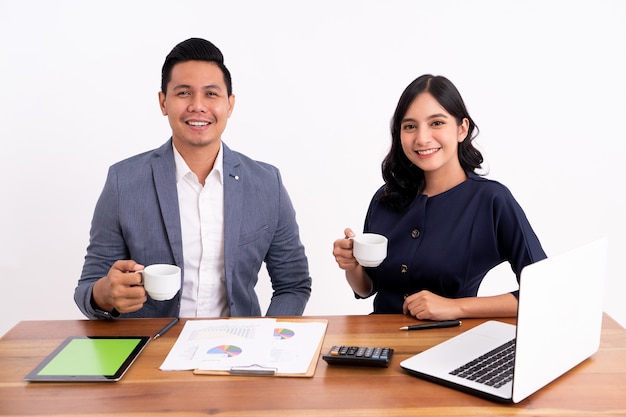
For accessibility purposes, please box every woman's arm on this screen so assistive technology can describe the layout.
[403,291,518,320]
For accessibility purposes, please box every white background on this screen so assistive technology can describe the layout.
[1,0,625,336]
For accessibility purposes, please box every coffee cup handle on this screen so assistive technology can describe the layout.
[132,270,144,286]
[347,236,355,251]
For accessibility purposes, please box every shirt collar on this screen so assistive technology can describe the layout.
[172,142,224,185]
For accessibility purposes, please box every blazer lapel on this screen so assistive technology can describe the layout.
[151,140,184,268]
[222,143,242,297]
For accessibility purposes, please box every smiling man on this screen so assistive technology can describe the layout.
[75,38,312,320]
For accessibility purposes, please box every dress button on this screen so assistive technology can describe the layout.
[400,264,408,273]
[411,229,420,238]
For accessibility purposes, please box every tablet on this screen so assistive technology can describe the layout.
[25,336,150,382]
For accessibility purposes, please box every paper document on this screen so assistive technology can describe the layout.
[249,320,327,374]
[160,318,327,375]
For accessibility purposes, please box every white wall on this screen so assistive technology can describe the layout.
[1,0,625,336]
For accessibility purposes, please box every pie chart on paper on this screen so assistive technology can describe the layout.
[207,345,242,357]
[274,328,295,340]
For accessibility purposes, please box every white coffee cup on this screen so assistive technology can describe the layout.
[137,264,181,301]
[352,233,388,267]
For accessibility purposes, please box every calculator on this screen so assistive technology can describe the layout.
[322,345,394,367]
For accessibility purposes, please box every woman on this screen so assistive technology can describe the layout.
[333,74,546,320]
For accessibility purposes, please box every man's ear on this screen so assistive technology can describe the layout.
[227,94,236,118]
[158,91,167,116]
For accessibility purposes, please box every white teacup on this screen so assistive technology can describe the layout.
[138,264,181,301]
[352,233,388,267]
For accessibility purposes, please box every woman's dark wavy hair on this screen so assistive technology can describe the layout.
[379,74,483,211]
[161,38,232,96]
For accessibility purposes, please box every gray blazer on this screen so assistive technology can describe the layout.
[74,140,311,319]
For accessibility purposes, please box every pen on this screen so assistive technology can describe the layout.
[154,318,179,340]
[399,320,461,331]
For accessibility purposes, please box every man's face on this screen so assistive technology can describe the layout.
[158,60,234,151]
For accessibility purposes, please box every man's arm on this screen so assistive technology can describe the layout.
[264,171,311,316]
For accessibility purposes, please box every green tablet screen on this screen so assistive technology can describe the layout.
[25,336,150,382]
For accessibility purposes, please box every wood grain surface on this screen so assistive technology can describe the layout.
[1,314,625,416]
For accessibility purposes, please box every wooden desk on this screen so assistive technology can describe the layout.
[1,314,625,416]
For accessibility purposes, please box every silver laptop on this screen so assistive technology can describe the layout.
[400,238,608,403]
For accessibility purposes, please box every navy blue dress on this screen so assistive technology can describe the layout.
[362,173,546,314]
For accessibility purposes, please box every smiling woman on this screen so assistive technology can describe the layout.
[332,75,547,321]
[385,75,483,207]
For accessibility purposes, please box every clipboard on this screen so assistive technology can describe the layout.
[193,318,327,378]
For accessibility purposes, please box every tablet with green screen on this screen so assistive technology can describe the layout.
[25,336,150,382]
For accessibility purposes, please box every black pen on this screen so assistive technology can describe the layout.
[399,320,461,331]
[154,318,179,340]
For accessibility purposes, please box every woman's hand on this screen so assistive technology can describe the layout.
[332,228,358,271]
[402,290,461,321]
[333,228,374,297]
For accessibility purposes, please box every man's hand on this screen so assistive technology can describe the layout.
[92,260,146,314]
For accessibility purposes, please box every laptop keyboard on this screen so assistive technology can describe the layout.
[449,339,516,388]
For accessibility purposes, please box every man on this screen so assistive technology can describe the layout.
[74,38,311,319]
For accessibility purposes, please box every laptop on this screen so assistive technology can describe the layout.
[400,238,608,403]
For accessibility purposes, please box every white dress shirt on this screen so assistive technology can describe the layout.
[173,143,229,317]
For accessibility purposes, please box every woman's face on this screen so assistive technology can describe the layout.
[399,92,468,180]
